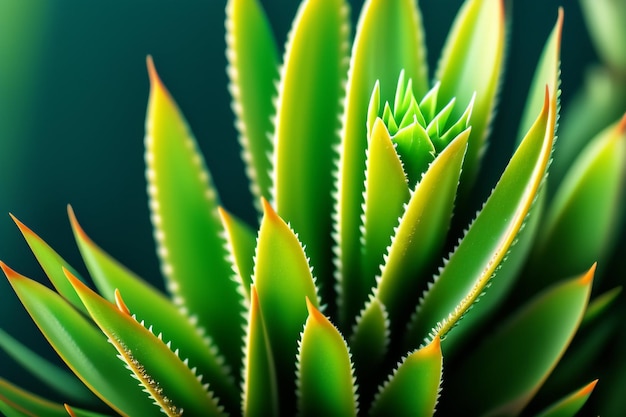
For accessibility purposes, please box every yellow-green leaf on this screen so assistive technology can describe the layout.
[145,57,245,373]
[252,199,320,414]
[1,263,159,416]
[534,380,597,417]
[226,0,278,205]
[297,298,357,417]
[443,266,594,416]
[68,207,239,412]
[337,0,428,326]
[66,270,226,417]
[369,337,442,417]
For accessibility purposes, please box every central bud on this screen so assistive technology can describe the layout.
[367,71,474,187]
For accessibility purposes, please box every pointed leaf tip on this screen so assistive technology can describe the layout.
[305,296,325,325]
[0,262,22,282]
[618,112,626,133]
[114,289,131,316]
[579,263,596,286]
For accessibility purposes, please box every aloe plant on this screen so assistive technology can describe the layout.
[1,0,625,416]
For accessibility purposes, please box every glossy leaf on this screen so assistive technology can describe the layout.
[66,270,226,417]
[226,0,279,205]
[272,0,349,301]
[252,198,320,413]
[436,0,505,188]
[218,206,257,301]
[145,57,245,373]
[517,8,563,145]
[11,214,87,314]
[242,285,278,417]
[1,263,159,416]
[530,114,626,282]
[68,207,239,412]
[375,127,469,329]
[406,87,556,347]
[297,298,357,417]
[350,296,389,382]
[534,380,597,417]
[444,266,594,416]
[337,0,428,326]
[369,337,442,417]
[0,328,94,404]
[0,378,68,417]
[360,118,411,312]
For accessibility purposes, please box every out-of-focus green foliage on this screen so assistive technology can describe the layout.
[0,0,624,415]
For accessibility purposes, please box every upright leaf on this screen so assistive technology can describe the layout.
[252,199,320,414]
[272,0,349,305]
[436,0,505,189]
[407,87,556,348]
[336,0,428,326]
[145,57,245,373]
[443,266,594,416]
[226,0,279,205]
[297,298,357,417]
[1,264,159,416]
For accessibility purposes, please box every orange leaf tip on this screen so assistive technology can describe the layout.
[305,296,325,325]
[0,261,24,281]
[579,263,596,286]
[423,336,441,355]
[578,379,599,397]
[618,112,626,134]
[64,404,78,417]
[67,205,92,245]
[115,289,132,316]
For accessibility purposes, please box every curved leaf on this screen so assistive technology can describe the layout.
[336,0,428,326]
[375,127,469,329]
[241,285,278,417]
[252,198,320,414]
[369,337,442,417]
[530,114,626,283]
[225,0,279,205]
[0,329,94,404]
[406,87,556,347]
[1,263,159,416]
[350,296,389,383]
[297,298,357,417]
[436,0,505,188]
[534,380,597,417]
[444,266,594,416]
[360,118,411,315]
[68,207,239,412]
[218,206,257,302]
[0,378,68,417]
[145,57,245,373]
[66,270,226,417]
[272,0,349,302]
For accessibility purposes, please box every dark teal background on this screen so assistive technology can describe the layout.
[0,0,597,402]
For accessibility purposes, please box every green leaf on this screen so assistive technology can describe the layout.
[1,263,159,416]
[66,269,226,417]
[145,57,245,374]
[530,114,626,283]
[360,118,411,312]
[252,199,320,414]
[225,0,279,206]
[369,337,442,417]
[534,380,597,417]
[218,206,257,301]
[68,207,239,412]
[436,0,505,188]
[297,298,357,417]
[242,285,278,417]
[0,378,68,417]
[406,87,557,347]
[517,8,563,145]
[337,0,428,326]
[0,328,94,404]
[10,214,88,315]
[580,0,626,71]
[444,266,594,416]
[272,0,349,305]
[375,127,469,329]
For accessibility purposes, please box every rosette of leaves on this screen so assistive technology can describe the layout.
[1,0,625,416]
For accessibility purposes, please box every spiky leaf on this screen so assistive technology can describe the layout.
[145,57,245,373]
[66,269,226,417]
[225,0,279,205]
[297,298,357,417]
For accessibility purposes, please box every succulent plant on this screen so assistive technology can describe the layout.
[1,0,625,416]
